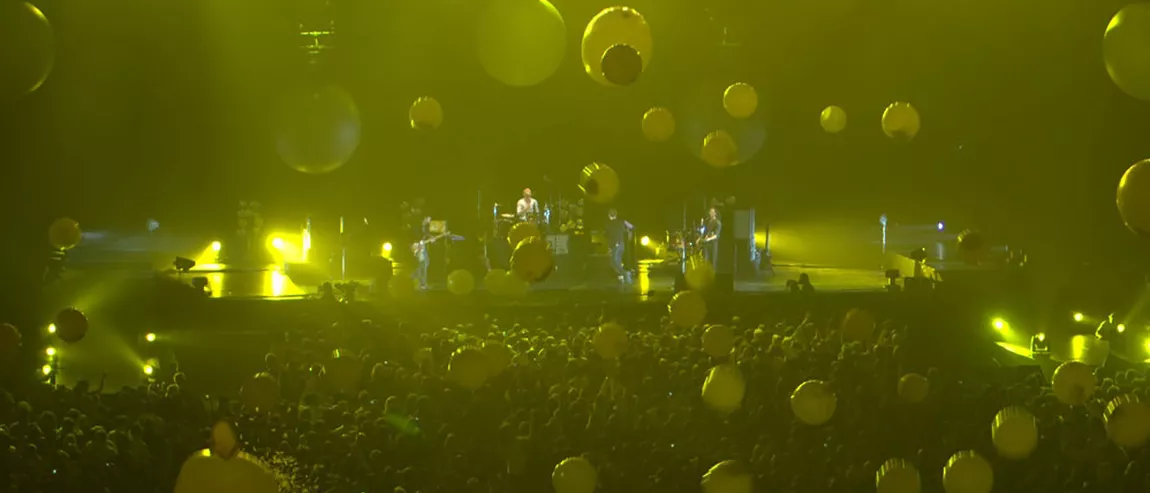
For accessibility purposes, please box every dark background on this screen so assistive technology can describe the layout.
[1,0,1148,264]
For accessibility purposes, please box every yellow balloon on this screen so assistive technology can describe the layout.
[1104,4,1150,101]
[447,269,475,295]
[581,7,652,86]
[642,107,675,142]
[841,308,876,341]
[175,450,278,493]
[209,421,239,459]
[511,237,554,283]
[553,457,597,493]
[481,341,513,376]
[48,217,82,250]
[685,254,716,291]
[790,380,836,425]
[1117,159,1150,235]
[992,406,1038,459]
[669,290,707,328]
[476,0,566,87]
[723,83,758,119]
[593,322,628,360]
[702,460,752,493]
[702,363,745,415]
[240,373,279,413]
[1104,394,1150,449]
[501,271,530,298]
[448,347,489,390]
[0,2,55,100]
[942,451,993,493]
[508,221,542,249]
[897,373,930,404]
[1052,360,1096,406]
[409,96,443,130]
[702,325,734,359]
[579,162,620,203]
[876,459,920,493]
[485,268,509,295]
[701,130,739,168]
[820,105,847,133]
[881,101,920,140]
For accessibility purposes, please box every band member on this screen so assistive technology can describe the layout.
[606,209,634,284]
[411,216,432,290]
[702,207,722,269]
[516,188,540,222]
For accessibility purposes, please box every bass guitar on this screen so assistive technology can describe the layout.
[412,231,450,256]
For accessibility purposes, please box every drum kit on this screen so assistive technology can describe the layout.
[493,198,586,238]
[664,221,708,263]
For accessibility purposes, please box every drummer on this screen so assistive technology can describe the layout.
[517,188,540,222]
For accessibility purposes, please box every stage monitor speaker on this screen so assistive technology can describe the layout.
[733,208,755,240]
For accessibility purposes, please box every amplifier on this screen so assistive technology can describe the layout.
[547,234,569,255]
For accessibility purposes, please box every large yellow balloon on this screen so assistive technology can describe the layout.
[702,363,745,415]
[942,451,993,493]
[701,130,739,168]
[876,459,920,493]
[992,406,1038,459]
[175,450,277,493]
[1117,159,1150,235]
[508,221,542,249]
[685,254,716,291]
[482,341,513,376]
[820,105,847,133]
[240,373,279,413]
[0,2,55,100]
[476,0,566,87]
[447,269,475,295]
[702,325,734,359]
[1052,360,1096,406]
[669,290,707,328]
[581,7,652,86]
[553,457,597,493]
[1104,394,1150,449]
[409,96,443,130]
[49,217,82,250]
[897,373,929,404]
[841,308,876,341]
[579,162,620,203]
[642,107,675,142]
[593,322,628,360]
[881,101,920,140]
[790,380,836,425]
[600,44,643,86]
[723,83,758,119]
[501,271,530,298]
[511,236,554,283]
[485,268,509,294]
[702,460,752,493]
[448,347,489,390]
[276,85,362,174]
[1104,4,1150,101]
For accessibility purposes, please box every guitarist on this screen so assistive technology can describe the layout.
[701,207,722,270]
[411,217,450,290]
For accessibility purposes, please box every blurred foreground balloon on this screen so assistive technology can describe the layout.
[881,102,920,140]
[49,217,82,250]
[485,268,509,294]
[669,290,706,328]
[956,229,988,264]
[579,162,620,203]
[942,451,993,493]
[0,2,54,100]
[240,373,280,413]
[581,7,652,86]
[791,380,836,425]
[1104,4,1150,101]
[702,460,752,493]
[449,347,489,390]
[876,459,921,493]
[0,323,20,352]
[174,449,277,493]
[701,130,739,168]
[1052,360,1096,405]
[501,271,530,298]
[482,342,513,376]
[702,325,734,359]
[1117,159,1150,235]
[897,373,929,404]
[820,105,847,133]
[702,363,745,415]
[992,406,1038,459]
[1105,394,1150,449]
[447,269,475,295]
[685,254,716,291]
[508,222,542,250]
[209,421,240,459]
[642,107,675,142]
[476,0,566,87]
[841,308,876,341]
[600,44,643,86]
[593,322,628,360]
[276,85,361,174]
[723,83,758,119]
[511,236,554,282]
[553,457,597,493]
[54,308,88,343]
[409,96,443,130]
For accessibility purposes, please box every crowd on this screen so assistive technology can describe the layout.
[4,293,1150,493]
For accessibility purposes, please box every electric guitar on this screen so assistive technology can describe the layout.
[412,231,450,256]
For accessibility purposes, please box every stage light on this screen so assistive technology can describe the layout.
[383,242,393,253]
[143,365,154,376]
[211,241,222,252]
[640,236,650,246]
[173,257,196,273]
[272,237,285,250]
[1118,324,1127,333]
[145,333,156,343]
[937,222,945,232]
[1073,312,1085,322]
[47,324,56,334]
[45,347,56,357]
[992,318,1007,331]
[41,365,52,376]
[1036,332,1046,342]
